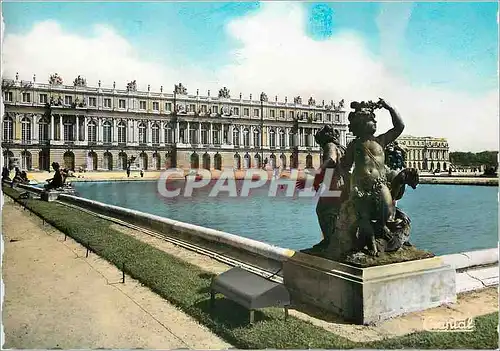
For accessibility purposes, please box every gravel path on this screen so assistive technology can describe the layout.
[1,196,231,349]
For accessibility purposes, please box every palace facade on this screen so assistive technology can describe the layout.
[2,74,348,172]
[346,133,450,171]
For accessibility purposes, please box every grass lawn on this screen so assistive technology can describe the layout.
[3,186,498,349]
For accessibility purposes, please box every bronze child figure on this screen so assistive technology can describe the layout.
[341,98,405,256]
[308,126,347,249]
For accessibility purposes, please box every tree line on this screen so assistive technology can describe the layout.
[450,151,498,167]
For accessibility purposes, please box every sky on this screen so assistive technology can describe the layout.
[1,1,498,152]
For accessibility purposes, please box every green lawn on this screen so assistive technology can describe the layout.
[3,186,498,349]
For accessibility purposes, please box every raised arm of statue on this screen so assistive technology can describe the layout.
[320,143,338,172]
[376,98,405,147]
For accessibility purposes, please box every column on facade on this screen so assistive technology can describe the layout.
[13,114,20,141]
[175,121,180,143]
[160,121,165,144]
[76,116,80,141]
[250,126,254,147]
[129,120,134,143]
[239,126,244,146]
[209,123,213,145]
[134,120,139,143]
[96,118,100,142]
[147,120,151,144]
[32,114,38,141]
[83,117,88,141]
[59,115,63,141]
[221,124,226,144]
[113,118,117,142]
[228,124,233,144]
[198,122,202,145]
[136,119,141,143]
[186,122,190,144]
[285,129,289,148]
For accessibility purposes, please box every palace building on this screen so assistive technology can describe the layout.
[1,74,348,172]
[346,133,450,171]
[396,135,450,171]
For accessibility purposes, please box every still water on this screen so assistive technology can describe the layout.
[74,180,498,255]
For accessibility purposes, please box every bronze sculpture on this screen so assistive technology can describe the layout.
[297,126,348,249]
[304,99,420,260]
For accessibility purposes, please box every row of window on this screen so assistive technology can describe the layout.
[3,117,321,147]
[4,92,342,122]
[409,150,448,160]
[400,139,448,147]
[3,151,317,172]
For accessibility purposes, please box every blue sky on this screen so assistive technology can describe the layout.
[3,1,497,93]
[2,1,499,151]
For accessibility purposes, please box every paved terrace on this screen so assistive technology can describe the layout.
[25,169,499,186]
[1,196,231,349]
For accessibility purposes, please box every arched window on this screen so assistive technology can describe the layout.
[214,153,222,170]
[189,124,198,144]
[306,154,313,169]
[152,123,160,144]
[243,128,250,147]
[3,116,13,141]
[305,129,312,147]
[233,128,240,146]
[87,121,97,142]
[201,124,208,144]
[38,117,49,141]
[138,122,147,144]
[103,121,112,143]
[63,117,74,141]
[253,128,260,147]
[165,123,174,144]
[289,130,294,147]
[190,153,199,169]
[21,117,31,142]
[21,151,32,170]
[233,153,241,169]
[269,128,276,148]
[117,121,127,143]
[278,129,285,147]
[212,124,220,145]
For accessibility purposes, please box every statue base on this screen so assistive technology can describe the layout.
[282,251,456,325]
[301,244,436,268]
[41,190,61,202]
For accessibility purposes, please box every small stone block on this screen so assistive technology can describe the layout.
[41,190,61,202]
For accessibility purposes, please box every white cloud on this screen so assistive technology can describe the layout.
[2,2,498,151]
[2,21,210,92]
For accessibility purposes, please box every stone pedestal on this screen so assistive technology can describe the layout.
[282,252,456,325]
[41,190,61,202]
